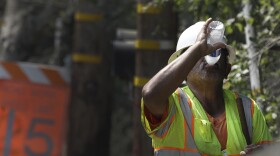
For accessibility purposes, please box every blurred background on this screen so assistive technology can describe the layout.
[0,0,279,156]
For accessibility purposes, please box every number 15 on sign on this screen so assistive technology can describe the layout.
[3,109,54,156]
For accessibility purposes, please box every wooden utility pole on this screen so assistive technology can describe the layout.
[133,0,177,156]
[67,0,112,156]
[243,0,261,96]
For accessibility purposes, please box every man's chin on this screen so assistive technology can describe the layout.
[199,71,224,83]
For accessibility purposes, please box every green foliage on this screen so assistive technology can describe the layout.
[101,0,136,29]
[251,0,280,138]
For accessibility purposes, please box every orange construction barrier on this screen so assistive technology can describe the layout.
[0,61,70,156]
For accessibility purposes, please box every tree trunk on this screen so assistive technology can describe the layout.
[0,0,67,63]
[0,0,28,60]
[67,0,112,156]
[133,1,177,156]
[243,0,261,96]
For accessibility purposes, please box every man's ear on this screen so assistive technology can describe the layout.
[225,63,232,79]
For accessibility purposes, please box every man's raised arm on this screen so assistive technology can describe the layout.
[141,18,225,117]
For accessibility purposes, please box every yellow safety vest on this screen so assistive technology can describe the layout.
[141,86,272,156]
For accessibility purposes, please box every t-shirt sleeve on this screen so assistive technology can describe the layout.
[141,93,178,137]
[143,104,169,130]
[252,99,272,144]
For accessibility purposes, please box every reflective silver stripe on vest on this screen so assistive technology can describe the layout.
[153,88,200,156]
[238,94,253,141]
[155,149,201,156]
[154,104,176,137]
[178,88,197,149]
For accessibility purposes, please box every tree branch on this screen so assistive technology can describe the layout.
[256,36,280,65]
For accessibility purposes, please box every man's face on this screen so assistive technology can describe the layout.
[187,48,231,83]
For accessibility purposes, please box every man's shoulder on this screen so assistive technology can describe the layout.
[170,86,186,96]
[224,89,254,101]
[176,86,192,95]
[233,91,256,105]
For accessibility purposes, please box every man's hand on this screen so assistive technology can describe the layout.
[195,18,226,57]
[240,144,262,155]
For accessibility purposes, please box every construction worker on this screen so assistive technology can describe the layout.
[141,18,272,156]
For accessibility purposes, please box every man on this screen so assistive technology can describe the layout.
[141,18,272,156]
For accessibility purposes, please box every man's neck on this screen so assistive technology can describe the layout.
[187,81,225,118]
